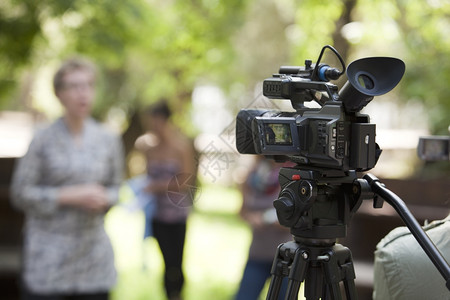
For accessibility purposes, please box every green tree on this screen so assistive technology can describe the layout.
[2,0,449,136]
[0,0,74,108]
[393,0,450,134]
[0,0,251,153]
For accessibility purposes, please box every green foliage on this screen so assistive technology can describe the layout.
[0,1,39,105]
[0,0,449,133]
[393,0,450,134]
[78,0,250,129]
[291,0,344,62]
[0,0,250,128]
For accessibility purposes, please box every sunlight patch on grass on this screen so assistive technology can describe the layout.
[194,183,242,214]
[184,213,251,290]
[105,183,251,300]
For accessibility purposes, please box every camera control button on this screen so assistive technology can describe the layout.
[292,174,301,180]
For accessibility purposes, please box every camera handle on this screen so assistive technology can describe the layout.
[357,174,450,291]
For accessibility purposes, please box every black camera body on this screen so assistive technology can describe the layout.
[237,104,376,172]
[236,46,405,173]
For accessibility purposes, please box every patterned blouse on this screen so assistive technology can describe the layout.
[10,118,124,294]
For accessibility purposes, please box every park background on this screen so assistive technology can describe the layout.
[0,0,449,299]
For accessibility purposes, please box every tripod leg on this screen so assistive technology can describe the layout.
[267,244,287,300]
[267,264,285,299]
[285,242,310,300]
[336,245,357,300]
[343,274,357,300]
[322,244,357,300]
[267,241,309,300]
[304,264,324,300]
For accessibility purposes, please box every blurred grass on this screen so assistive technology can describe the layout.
[105,183,252,300]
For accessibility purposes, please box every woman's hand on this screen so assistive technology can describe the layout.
[58,184,109,213]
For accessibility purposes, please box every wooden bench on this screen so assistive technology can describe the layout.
[0,157,23,299]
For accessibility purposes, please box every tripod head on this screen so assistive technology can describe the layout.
[267,170,450,300]
[273,166,366,240]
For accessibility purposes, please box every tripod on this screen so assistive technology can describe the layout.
[267,238,357,300]
[266,167,450,300]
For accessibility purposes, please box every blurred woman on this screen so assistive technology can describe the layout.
[11,57,124,300]
[137,101,196,300]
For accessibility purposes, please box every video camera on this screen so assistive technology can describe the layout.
[236,45,405,172]
[234,47,450,299]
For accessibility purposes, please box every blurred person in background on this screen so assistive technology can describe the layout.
[136,100,196,300]
[10,57,124,300]
[373,214,450,300]
[234,156,292,300]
